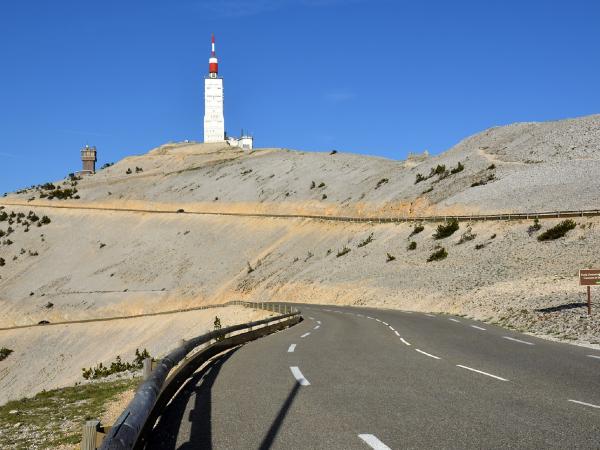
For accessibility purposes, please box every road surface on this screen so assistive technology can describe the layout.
[146,304,600,449]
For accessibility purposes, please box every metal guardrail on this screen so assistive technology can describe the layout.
[2,200,600,224]
[88,302,300,450]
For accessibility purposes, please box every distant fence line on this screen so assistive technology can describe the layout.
[1,201,600,224]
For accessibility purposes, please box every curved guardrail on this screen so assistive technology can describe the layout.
[97,302,300,450]
[2,200,600,224]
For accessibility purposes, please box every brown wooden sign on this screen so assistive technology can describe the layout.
[579,269,600,286]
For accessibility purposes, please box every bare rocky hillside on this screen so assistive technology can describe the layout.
[1,113,599,355]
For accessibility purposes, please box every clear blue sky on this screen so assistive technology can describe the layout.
[1,0,599,193]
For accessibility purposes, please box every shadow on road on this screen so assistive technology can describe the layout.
[258,382,301,450]
[146,348,238,450]
[536,302,588,313]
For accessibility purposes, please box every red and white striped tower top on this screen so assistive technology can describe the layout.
[209,34,218,76]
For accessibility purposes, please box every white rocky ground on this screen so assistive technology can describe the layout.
[1,113,599,404]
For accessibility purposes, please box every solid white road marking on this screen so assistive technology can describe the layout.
[448,318,461,323]
[290,366,310,386]
[314,325,320,330]
[425,314,435,317]
[400,338,411,346]
[301,332,311,338]
[394,331,400,336]
[415,349,441,360]
[586,355,600,360]
[456,365,509,381]
[568,399,600,409]
[358,434,392,450]
[471,325,487,331]
[503,336,534,346]
[288,344,296,353]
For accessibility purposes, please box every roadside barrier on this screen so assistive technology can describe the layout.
[2,200,600,224]
[79,302,301,450]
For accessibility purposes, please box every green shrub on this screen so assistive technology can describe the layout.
[375,178,389,189]
[357,233,374,248]
[386,253,396,262]
[0,257,4,266]
[427,247,448,262]
[0,347,13,361]
[40,216,51,225]
[415,173,426,184]
[0,211,7,221]
[537,220,576,241]
[310,181,316,189]
[81,348,150,380]
[487,164,496,170]
[336,246,351,257]
[126,168,132,174]
[247,262,254,274]
[527,218,541,236]
[433,219,459,239]
[407,241,417,250]
[475,243,485,250]
[457,227,476,244]
[318,182,326,188]
[450,162,464,174]
[409,224,424,237]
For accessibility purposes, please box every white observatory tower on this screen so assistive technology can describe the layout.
[204,34,225,142]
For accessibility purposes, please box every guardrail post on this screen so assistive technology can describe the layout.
[143,358,153,381]
[81,419,100,450]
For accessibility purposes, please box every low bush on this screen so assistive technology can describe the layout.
[40,216,51,225]
[375,178,389,189]
[487,164,496,170]
[527,218,541,236]
[126,168,132,174]
[415,173,426,184]
[537,220,576,241]
[247,262,254,274]
[0,211,7,221]
[0,257,4,266]
[322,194,327,200]
[0,347,13,361]
[336,246,351,257]
[357,233,374,248]
[386,253,396,262]
[457,227,476,244]
[409,224,424,237]
[407,241,417,250]
[81,348,150,380]
[318,182,326,188]
[433,219,459,239]
[475,243,485,250]
[427,246,448,262]
[310,181,316,189]
[330,150,338,155]
[450,162,464,174]
[135,166,143,173]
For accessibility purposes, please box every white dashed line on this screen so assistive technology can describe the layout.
[456,365,508,381]
[308,317,315,320]
[316,320,321,324]
[471,325,487,331]
[568,399,600,409]
[503,336,534,346]
[357,314,364,317]
[400,338,411,346]
[290,366,310,386]
[448,318,461,323]
[587,355,600,360]
[388,326,395,331]
[382,322,389,326]
[415,349,441,360]
[288,344,296,353]
[314,325,320,330]
[358,434,392,450]
[425,314,435,318]
[375,318,382,323]
[394,330,400,336]
[300,332,311,338]
[367,316,374,319]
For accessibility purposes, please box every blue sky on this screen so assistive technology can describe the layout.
[1,0,599,193]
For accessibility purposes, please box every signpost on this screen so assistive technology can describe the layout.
[579,269,600,315]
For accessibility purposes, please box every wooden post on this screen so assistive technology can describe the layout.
[81,419,100,450]
[143,358,152,381]
[588,286,592,316]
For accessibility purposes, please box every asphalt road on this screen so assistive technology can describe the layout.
[147,304,600,449]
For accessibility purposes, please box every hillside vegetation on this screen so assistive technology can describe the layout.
[1,114,599,373]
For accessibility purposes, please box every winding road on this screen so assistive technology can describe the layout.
[146,304,600,449]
